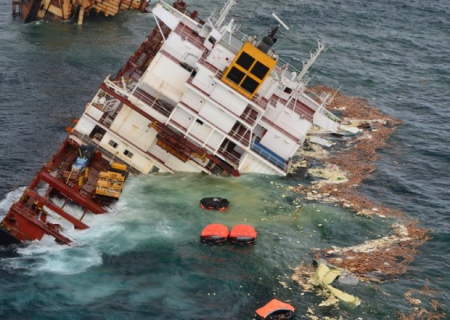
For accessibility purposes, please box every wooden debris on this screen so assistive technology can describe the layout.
[315,222,429,282]
[398,286,447,319]
[290,88,440,314]
[293,85,404,218]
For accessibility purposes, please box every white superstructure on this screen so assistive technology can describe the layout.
[71,0,340,177]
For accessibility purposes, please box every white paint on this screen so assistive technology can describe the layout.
[313,111,340,132]
[210,82,248,116]
[180,90,205,112]
[69,2,342,177]
[74,116,96,136]
[203,28,222,51]
[129,95,169,123]
[142,53,191,102]
[188,119,213,143]
[257,76,278,100]
[264,99,284,123]
[310,136,333,147]
[238,152,282,175]
[260,127,297,160]
[152,3,181,30]
[170,108,193,132]
[86,104,104,121]
[198,101,235,133]
[191,65,216,95]
[163,33,203,67]
[205,44,235,72]
[99,130,167,175]
[164,156,202,173]
[207,131,225,150]
[110,106,132,133]
[276,108,312,140]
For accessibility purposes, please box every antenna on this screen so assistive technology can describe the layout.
[256,14,297,44]
[271,13,289,30]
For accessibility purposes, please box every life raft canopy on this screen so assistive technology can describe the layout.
[229,224,257,245]
[256,299,295,320]
[200,197,230,211]
[200,223,229,245]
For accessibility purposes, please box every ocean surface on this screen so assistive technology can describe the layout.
[0,0,449,319]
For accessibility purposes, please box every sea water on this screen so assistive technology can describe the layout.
[0,0,449,318]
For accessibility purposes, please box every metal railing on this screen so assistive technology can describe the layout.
[229,130,250,147]
[250,141,287,171]
[132,89,172,118]
[174,22,205,50]
[217,148,240,166]
[141,73,183,103]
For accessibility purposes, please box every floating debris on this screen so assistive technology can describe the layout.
[309,136,333,148]
[289,88,434,315]
[315,222,429,283]
[15,0,151,25]
[399,286,447,319]
[292,262,360,310]
[292,85,404,219]
[315,263,361,307]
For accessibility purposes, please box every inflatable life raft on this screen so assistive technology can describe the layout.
[200,197,230,211]
[256,299,295,320]
[200,224,229,245]
[229,224,257,245]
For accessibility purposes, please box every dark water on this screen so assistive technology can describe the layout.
[0,0,449,318]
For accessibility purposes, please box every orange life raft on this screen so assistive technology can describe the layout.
[200,224,229,244]
[229,224,257,245]
[256,299,295,320]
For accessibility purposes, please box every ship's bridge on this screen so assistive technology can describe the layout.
[221,42,277,100]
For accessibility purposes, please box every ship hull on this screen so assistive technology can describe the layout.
[21,0,42,23]
[3,0,340,246]
[0,229,21,245]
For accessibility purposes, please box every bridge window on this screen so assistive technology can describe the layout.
[250,61,270,80]
[236,52,255,70]
[227,67,245,84]
[109,140,118,148]
[124,150,134,158]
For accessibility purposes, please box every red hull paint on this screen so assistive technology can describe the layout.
[0,137,112,246]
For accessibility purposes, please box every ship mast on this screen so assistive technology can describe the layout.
[215,0,237,29]
[296,39,326,83]
[280,40,326,121]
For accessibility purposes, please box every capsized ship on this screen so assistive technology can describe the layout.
[1,0,340,245]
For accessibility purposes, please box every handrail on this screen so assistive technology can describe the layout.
[175,22,205,50]
[217,148,240,165]
[229,130,250,147]
[132,89,172,118]
[250,141,288,171]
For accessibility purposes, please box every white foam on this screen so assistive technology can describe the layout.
[1,176,259,274]
[2,238,103,275]
[0,187,26,217]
